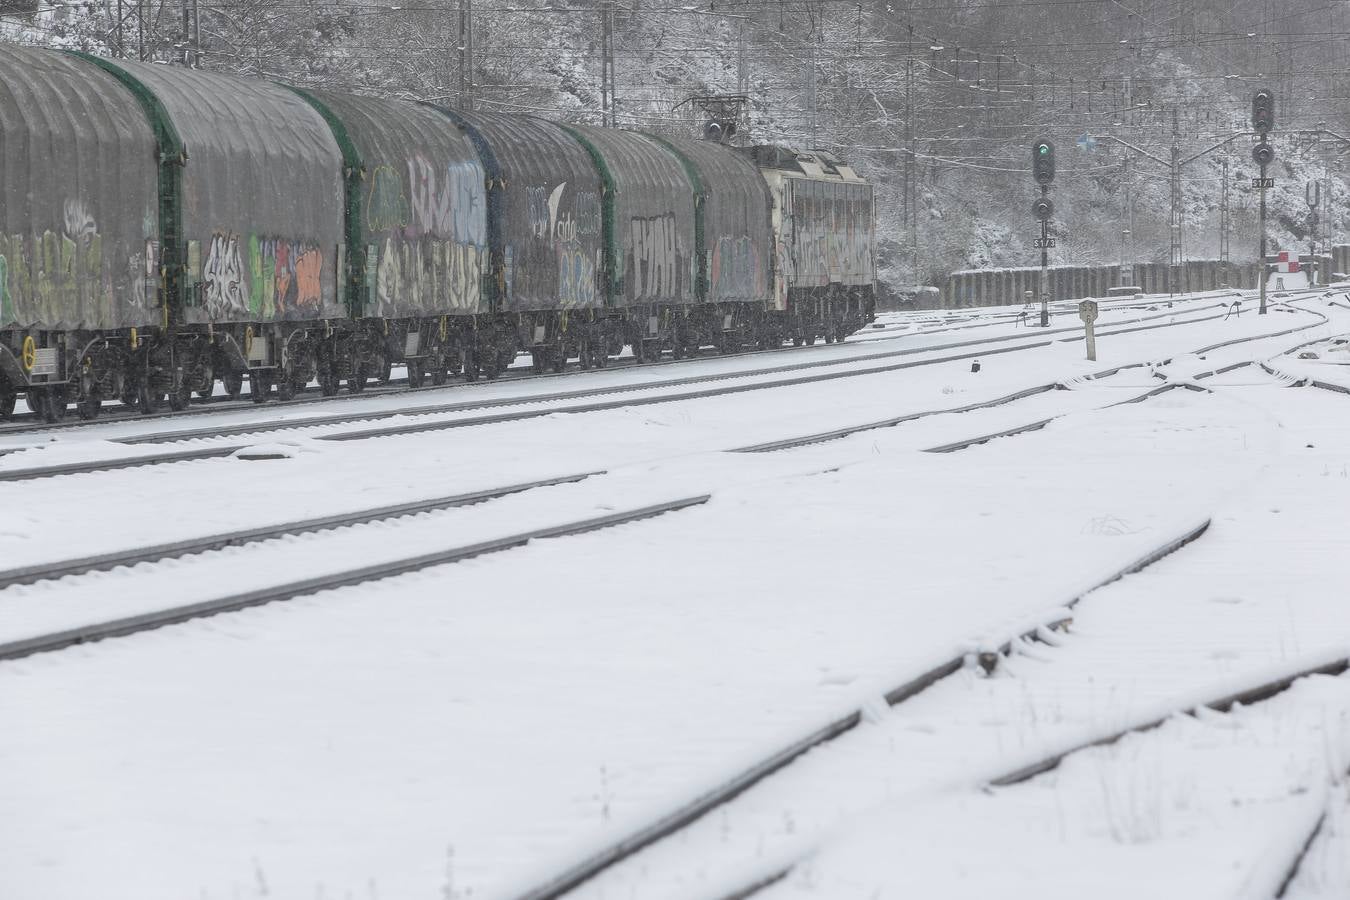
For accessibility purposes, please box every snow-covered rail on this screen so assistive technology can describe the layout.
[0,494,707,663]
[715,655,1350,900]
[0,291,1222,435]
[504,518,1212,900]
[921,382,1211,453]
[0,471,598,591]
[0,300,1239,482]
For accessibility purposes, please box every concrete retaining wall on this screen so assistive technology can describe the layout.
[941,260,1260,309]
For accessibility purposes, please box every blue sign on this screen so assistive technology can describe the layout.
[1076,133,1097,152]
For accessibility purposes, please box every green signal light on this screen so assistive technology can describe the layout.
[1038,145,1049,154]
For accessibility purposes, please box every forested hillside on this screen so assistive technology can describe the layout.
[5,0,1348,292]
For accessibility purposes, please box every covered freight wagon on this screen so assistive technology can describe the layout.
[297,89,489,386]
[0,47,163,419]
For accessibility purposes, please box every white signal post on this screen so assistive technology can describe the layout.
[1079,300,1098,361]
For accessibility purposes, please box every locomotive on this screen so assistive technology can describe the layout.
[0,46,876,422]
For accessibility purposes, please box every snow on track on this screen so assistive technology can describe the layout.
[0,383,1287,899]
[3,290,1349,900]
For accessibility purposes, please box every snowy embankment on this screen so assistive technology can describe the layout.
[0,291,1346,900]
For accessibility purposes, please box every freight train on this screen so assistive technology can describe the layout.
[0,46,876,422]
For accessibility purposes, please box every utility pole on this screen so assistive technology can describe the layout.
[905,27,917,286]
[737,21,748,96]
[1119,155,1131,285]
[600,0,615,126]
[458,0,475,111]
[114,0,124,58]
[806,39,818,146]
[1169,108,1182,296]
[179,0,199,66]
[1307,178,1320,282]
[1219,154,1231,286]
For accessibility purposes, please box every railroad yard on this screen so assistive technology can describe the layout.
[4,287,1350,899]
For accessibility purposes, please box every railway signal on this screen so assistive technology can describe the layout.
[1031,138,1055,326]
[1251,88,1276,315]
[1252,89,1275,133]
[1032,140,1055,185]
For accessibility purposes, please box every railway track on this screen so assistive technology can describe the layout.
[0,493,708,663]
[0,302,1251,485]
[0,298,1228,445]
[0,367,1203,654]
[919,382,1211,454]
[713,655,1350,900]
[0,471,599,591]
[504,518,1213,900]
[0,298,1319,484]
[0,292,1221,435]
[734,298,1334,455]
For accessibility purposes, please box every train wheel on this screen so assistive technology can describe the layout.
[550,346,567,374]
[530,349,546,375]
[483,350,503,380]
[317,365,338,396]
[345,368,367,394]
[0,381,15,419]
[250,371,271,403]
[276,375,297,402]
[222,371,244,401]
[194,360,216,400]
[376,353,392,385]
[408,360,426,388]
[168,378,191,412]
[77,387,101,421]
[40,388,67,424]
[136,383,164,414]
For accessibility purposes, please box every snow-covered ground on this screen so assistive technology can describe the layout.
[3,289,1349,900]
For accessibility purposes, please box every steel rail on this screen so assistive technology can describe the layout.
[117,302,1228,448]
[505,518,1212,900]
[987,655,1350,787]
[0,471,600,590]
[715,653,1350,900]
[1273,795,1338,898]
[0,295,1222,438]
[732,300,1333,454]
[730,382,1066,453]
[0,494,709,663]
[308,307,1238,445]
[0,302,1311,483]
[921,382,1211,454]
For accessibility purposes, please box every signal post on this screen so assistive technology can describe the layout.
[1031,139,1055,326]
[1252,89,1276,315]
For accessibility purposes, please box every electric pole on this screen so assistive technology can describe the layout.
[906,26,917,285]
[1219,154,1231,286]
[600,0,615,126]
[1169,108,1182,296]
[737,21,748,96]
[458,0,475,111]
[1120,155,1131,285]
[806,39,818,146]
